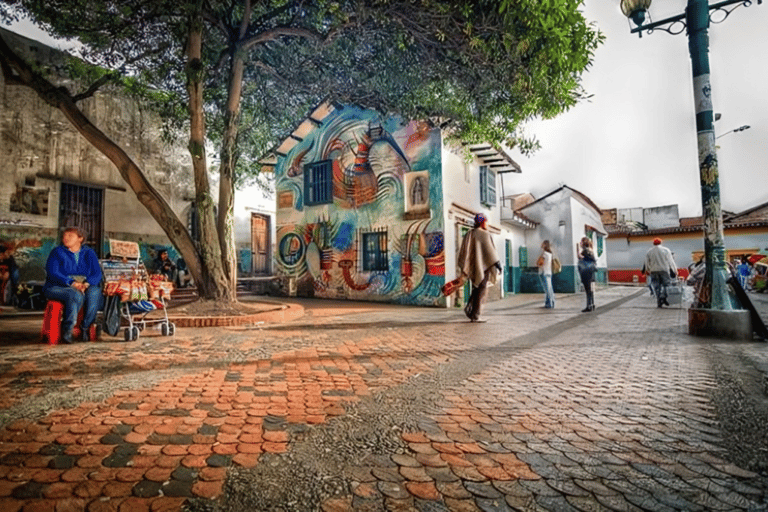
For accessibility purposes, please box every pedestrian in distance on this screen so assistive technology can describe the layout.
[43,227,102,343]
[578,237,597,312]
[537,240,556,309]
[644,238,678,308]
[736,256,752,291]
[457,213,502,323]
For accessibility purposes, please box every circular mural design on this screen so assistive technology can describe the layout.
[279,233,305,266]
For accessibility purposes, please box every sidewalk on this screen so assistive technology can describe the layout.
[0,286,766,511]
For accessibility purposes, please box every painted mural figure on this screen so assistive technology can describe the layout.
[43,227,102,344]
[411,176,426,205]
[457,214,501,323]
[644,238,678,308]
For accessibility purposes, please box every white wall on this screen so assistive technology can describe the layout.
[440,138,526,299]
[569,197,608,267]
[521,191,573,265]
[441,140,503,275]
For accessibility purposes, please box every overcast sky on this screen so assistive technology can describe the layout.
[505,0,768,218]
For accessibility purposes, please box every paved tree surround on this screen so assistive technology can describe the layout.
[0,287,766,511]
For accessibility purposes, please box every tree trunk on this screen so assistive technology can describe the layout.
[186,3,234,301]
[217,52,244,293]
[0,33,205,289]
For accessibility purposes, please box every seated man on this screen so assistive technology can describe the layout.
[176,257,194,288]
[0,243,20,305]
[43,227,102,343]
[154,249,177,283]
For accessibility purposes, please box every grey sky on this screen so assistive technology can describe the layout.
[506,0,768,218]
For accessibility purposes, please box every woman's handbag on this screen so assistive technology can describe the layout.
[552,256,562,274]
[578,258,596,275]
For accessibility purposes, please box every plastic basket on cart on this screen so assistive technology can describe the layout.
[101,240,175,342]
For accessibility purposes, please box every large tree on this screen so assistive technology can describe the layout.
[0,0,602,302]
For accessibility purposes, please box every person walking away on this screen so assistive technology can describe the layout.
[644,238,678,308]
[457,213,502,322]
[43,227,102,343]
[736,257,752,290]
[578,237,597,312]
[537,240,556,308]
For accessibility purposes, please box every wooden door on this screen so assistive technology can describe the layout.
[251,213,270,275]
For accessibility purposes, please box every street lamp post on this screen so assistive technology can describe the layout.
[620,0,762,339]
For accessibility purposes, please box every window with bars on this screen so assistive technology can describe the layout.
[304,160,333,206]
[479,165,496,206]
[362,230,388,271]
[59,183,103,256]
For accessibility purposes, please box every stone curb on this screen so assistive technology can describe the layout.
[167,302,305,328]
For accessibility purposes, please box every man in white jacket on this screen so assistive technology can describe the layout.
[644,238,678,308]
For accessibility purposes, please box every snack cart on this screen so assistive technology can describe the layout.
[101,240,175,341]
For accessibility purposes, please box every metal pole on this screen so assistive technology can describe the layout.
[686,0,734,311]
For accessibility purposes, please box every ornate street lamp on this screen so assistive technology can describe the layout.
[620,0,652,28]
[620,0,763,339]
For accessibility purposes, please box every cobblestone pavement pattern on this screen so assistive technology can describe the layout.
[0,287,767,511]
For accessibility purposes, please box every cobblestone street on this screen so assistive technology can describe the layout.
[1,286,767,511]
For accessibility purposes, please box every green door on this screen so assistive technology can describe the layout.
[506,239,514,293]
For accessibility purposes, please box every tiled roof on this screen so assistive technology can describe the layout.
[606,219,768,237]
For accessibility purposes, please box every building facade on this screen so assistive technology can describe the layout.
[516,186,609,293]
[0,28,198,287]
[604,201,768,283]
[268,102,535,307]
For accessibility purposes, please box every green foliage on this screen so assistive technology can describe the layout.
[7,0,602,175]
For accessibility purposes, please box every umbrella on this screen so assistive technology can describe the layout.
[748,254,767,265]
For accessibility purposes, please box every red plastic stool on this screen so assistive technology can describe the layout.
[41,301,97,345]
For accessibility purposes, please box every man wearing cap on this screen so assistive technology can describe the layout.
[457,213,502,322]
[644,238,678,308]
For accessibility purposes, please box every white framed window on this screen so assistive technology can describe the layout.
[479,165,496,206]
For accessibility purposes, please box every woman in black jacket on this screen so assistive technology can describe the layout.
[578,237,597,312]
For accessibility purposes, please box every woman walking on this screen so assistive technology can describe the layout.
[537,240,555,309]
[578,237,597,312]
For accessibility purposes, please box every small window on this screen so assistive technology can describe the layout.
[597,235,604,257]
[362,231,388,271]
[480,165,496,206]
[304,160,333,206]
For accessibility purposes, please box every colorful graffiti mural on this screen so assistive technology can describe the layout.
[275,106,445,306]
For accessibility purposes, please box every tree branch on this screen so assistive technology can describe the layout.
[72,71,119,102]
[241,26,322,51]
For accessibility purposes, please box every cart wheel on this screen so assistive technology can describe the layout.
[161,323,169,336]
[132,326,140,341]
[124,327,133,342]
[168,323,175,336]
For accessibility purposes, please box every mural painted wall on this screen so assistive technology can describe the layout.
[274,106,445,306]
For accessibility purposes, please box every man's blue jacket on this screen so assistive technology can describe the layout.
[43,245,102,292]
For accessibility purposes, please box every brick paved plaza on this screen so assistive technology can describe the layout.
[1,287,767,511]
